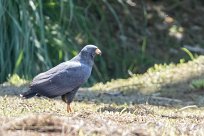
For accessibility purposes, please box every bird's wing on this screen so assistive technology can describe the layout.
[31,61,91,98]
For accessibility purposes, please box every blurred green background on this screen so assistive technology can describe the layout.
[0,0,203,85]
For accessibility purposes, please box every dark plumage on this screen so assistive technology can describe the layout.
[20,45,101,112]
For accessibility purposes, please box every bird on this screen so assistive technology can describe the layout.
[20,45,102,112]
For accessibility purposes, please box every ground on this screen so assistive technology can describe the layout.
[1,57,204,135]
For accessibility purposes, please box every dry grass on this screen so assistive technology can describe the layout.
[1,56,204,135]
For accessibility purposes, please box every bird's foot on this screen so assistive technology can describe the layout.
[67,103,73,113]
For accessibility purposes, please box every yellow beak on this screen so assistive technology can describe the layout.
[95,48,102,55]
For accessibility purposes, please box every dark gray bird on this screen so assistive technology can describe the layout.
[20,45,101,112]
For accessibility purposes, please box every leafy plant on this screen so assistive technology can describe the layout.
[7,74,28,86]
[190,79,204,90]
[181,48,195,60]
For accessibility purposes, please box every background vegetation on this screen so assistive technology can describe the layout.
[0,0,204,85]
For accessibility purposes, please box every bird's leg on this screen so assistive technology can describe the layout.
[62,87,79,113]
[67,103,72,113]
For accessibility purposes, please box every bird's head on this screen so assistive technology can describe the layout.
[80,45,102,58]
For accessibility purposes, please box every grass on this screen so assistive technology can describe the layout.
[1,56,204,135]
[92,56,204,95]
[1,97,204,135]
[7,74,28,87]
[1,95,204,135]
[190,79,204,90]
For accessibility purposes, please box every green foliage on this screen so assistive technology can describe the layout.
[0,0,52,83]
[7,74,28,86]
[190,79,204,90]
[0,0,149,85]
[0,0,203,85]
[181,48,195,60]
[147,63,175,73]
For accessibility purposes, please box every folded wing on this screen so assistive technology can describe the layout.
[30,61,91,98]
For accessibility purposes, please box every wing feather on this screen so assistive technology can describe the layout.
[30,61,91,98]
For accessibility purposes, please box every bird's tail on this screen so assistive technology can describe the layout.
[20,89,36,99]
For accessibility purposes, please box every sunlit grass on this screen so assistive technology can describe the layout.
[92,56,204,94]
[7,74,28,86]
[1,95,204,135]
